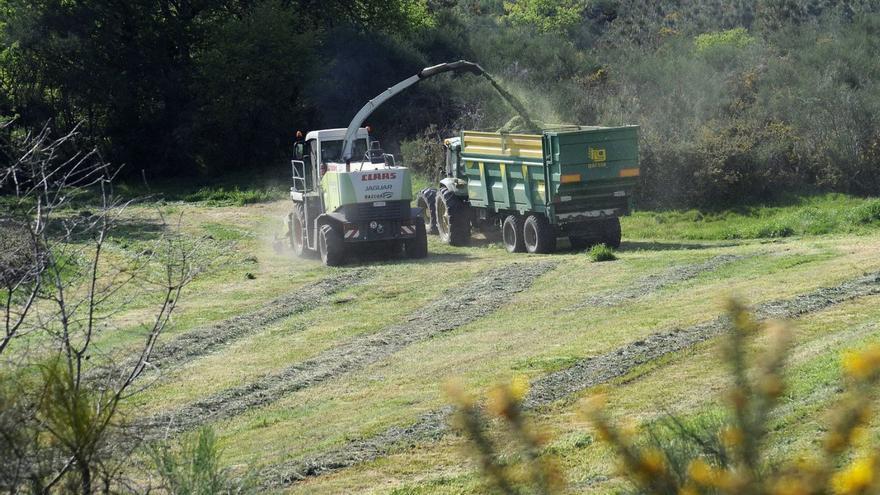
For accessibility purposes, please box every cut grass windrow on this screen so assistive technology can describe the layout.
[140,261,558,438]
[572,254,746,309]
[94,269,371,380]
[526,270,880,406]
[262,270,880,487]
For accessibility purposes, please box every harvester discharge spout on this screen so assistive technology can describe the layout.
[340,60,535,163]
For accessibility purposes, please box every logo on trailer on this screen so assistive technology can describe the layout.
[589,147,607,163]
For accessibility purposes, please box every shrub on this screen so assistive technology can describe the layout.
[399,124,447,182]
[451,300,880,494]
[183,186,282,206]
[589,243,617,262]
[694,27,755,54]
[151,427,253,495]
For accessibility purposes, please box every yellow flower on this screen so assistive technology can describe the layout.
[509,375,529,402]
[832,456,875,494]
[843,346,880,381]
[487,385,514,418]
[772,476,810,495]
[688,459,717,486]
[639,449,666,476]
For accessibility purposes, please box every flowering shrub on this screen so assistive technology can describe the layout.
[451,299,880,494]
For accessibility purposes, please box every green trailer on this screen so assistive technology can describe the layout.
[418,125,640,253]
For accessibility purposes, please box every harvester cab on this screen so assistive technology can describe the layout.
[286,60,486,266]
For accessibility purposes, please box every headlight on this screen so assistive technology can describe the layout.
[370,221,378,229]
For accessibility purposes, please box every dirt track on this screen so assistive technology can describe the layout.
[572,254,746,309]
[142,261,557,437]
[262,270,880,486]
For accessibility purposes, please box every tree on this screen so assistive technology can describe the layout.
[0,121,203,492]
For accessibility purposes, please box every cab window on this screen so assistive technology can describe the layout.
[320,139,368,163]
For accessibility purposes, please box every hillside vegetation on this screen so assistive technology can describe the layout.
[2,0,880,208]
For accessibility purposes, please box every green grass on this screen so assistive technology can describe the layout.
[182,185,285,206]
[588,243,617,262]
[624,193,880,240]
[12,191,880,495]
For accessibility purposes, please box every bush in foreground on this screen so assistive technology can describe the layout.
[450,300,880,494]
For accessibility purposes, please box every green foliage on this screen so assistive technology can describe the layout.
[3,0,880,208]
[589,243,617,262]
[151,427,253,495]
[193,0,315,173]
[183,186,283,207]
[503,0,586,33]
[400,125,446,181]
[624,194,880,240]
[694,28,755,53]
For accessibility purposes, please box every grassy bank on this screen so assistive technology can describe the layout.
[625,193,880,240]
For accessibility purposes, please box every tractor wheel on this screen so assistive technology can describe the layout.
[436,187,470,246]
[523,214,556,254]
[289,203,306,257]
[502,215,526,253]
[602,217,622,249]
[318,224,345,266]
[405,221,428,259]
[417,188,438,235]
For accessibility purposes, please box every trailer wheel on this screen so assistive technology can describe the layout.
[436,187,470,246]
[523,214,556,254]
[417,188,438,235]
[289,203,306,257]
[603,217,622,249]
[318,224,345,266]
[568,235,590,251]
[502,215,526,253]
[405,221,428,259]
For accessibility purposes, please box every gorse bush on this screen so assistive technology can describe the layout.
[451,299,880,494]
[151,427,253,495]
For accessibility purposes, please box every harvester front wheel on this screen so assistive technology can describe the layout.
[436,188,470,246]
[405,221,428,259]
[502,215,526,253]
[523,214,556,254]
[418,188,438,235]
[318,224,345,266]
[289,203,306,257]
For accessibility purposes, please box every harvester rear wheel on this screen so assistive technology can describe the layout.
[418,188,438,235]
[523,214,556,254]
[405,221,428,259]
[603,217,622,249]
[502,215,526,253]
[289,203,306,257]
[318,224,345,266]
[436,187,470,246]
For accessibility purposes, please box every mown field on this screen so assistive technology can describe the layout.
[92,193,880,494]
